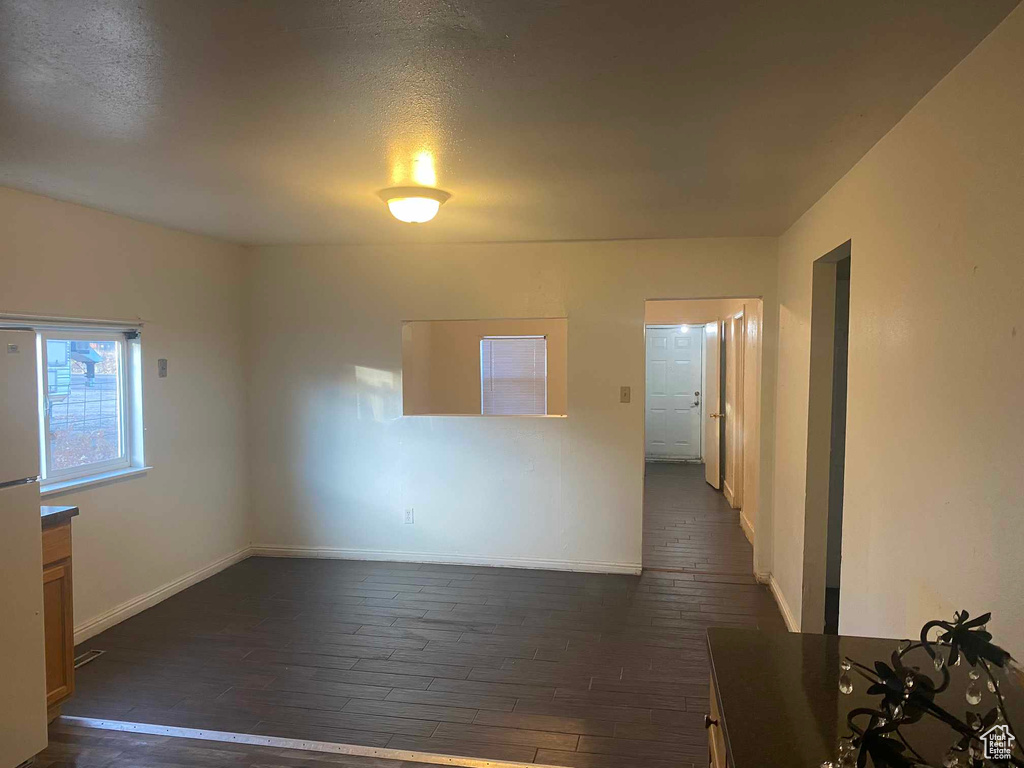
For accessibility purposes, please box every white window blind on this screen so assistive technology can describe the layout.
[480,336,548,415]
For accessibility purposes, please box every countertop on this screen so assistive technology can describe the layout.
[707,627,1024,768]
[40,505,79,527]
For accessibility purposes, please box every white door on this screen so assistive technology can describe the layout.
[645,326,702,460]
[704,321,722,487]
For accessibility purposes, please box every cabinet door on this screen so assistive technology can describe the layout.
[43,561,74,706]
[708,675,727,768]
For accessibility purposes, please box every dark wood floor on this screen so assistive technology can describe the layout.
[35,720,452,768]
[641,462,754,574]
[67,463,783,768]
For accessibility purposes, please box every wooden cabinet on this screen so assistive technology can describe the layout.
[708,674,727,768]
[40,507,77,722]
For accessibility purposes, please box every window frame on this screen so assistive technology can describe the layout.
[28,326,147,490]
[479,334,549,417]
[39,330,132,483]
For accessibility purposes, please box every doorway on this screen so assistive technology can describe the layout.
[642,298,764,573]
[801,242,851,634]
[644,325,703,461]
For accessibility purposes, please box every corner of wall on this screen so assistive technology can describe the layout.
[238,243,259,548]
[75,546,252,645]
[762,572,798,632]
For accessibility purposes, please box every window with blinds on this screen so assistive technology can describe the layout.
[480,336,548,415]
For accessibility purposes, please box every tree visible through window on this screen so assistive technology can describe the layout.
[480,336,547,415]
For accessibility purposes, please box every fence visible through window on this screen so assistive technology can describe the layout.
[45,339,124,473]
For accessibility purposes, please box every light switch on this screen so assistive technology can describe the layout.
[157,358,168,378]
[620,386,631,403]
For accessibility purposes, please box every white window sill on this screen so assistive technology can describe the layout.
[41,466,152,497]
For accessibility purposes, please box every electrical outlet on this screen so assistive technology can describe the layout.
[620,386,631,403]
[157,358,168,378]
[404,508,414,524]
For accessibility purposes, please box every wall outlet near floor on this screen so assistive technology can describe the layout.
[157,358,168,378]
[404,508,414,524]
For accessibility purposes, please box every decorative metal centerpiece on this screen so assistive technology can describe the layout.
[824,611,1023,768]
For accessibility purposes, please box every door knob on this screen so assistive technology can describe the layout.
[704,715,718,729]
[710,413,725,418]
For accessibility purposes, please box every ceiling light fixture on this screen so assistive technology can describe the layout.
[378,186,451,224]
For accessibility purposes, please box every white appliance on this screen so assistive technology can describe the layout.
[0,330,48,766]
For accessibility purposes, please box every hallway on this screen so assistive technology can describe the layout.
[642,462,760,576]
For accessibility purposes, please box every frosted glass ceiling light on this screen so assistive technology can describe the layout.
[378,186,451,224]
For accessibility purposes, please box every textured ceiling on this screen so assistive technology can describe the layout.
[0,0,1017,245]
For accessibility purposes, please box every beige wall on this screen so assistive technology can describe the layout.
[644,298,746,326]
[771,5,1024,650]
[246,239,777,571]
[402,318,568,416]
[741,300,762,551]
[0,187,250,639]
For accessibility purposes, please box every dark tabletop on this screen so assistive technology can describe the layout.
[707,627,1024,768]
[40,504,79,527]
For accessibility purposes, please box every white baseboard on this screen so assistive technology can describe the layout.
[74,545,252,645]
[249,545,643,576]
[74,545,642,644]
[739,512,754,545]
[762,572,798,632]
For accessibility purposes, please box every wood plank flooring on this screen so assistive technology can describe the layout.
[35,719,455,768]
[641,462,755,573]
[66,463,783,768]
